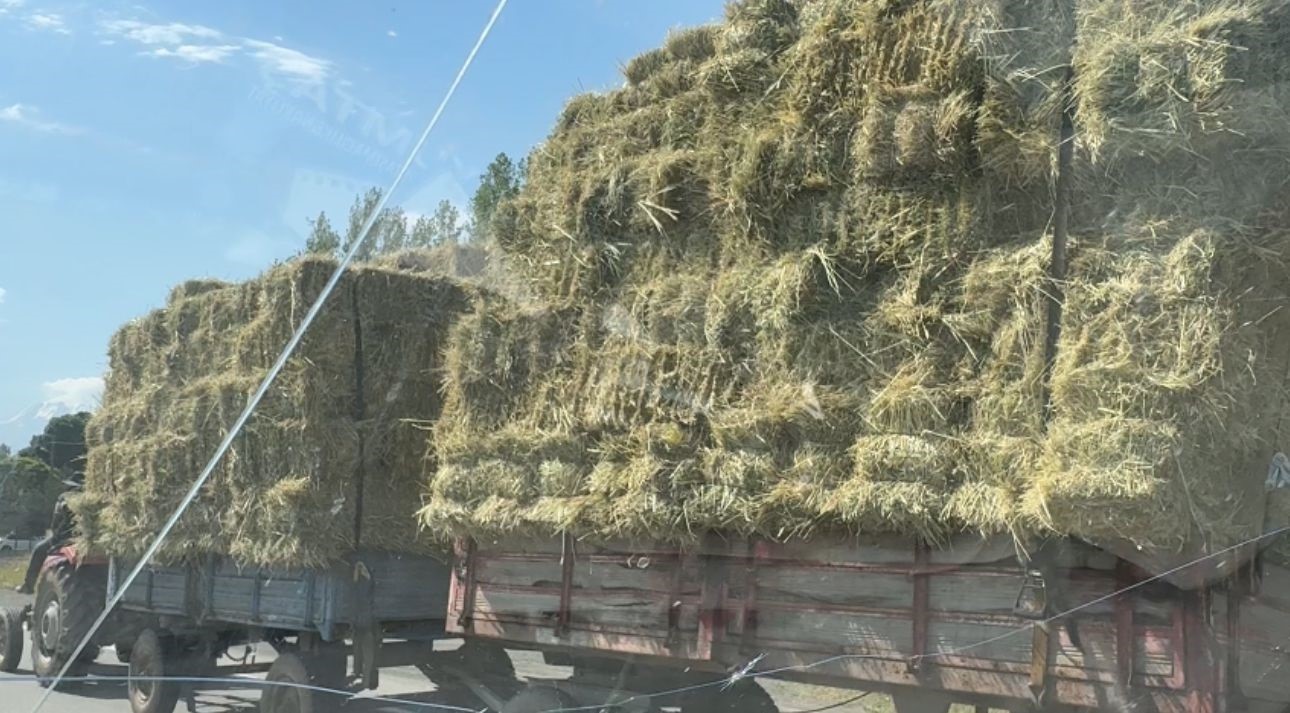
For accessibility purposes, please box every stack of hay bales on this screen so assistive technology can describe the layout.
[422,0,1290,570]
[74,258,472,567]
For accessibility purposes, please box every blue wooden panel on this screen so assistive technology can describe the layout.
[112,550,450,633]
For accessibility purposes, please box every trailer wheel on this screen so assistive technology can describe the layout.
[31,562,103,684]
[127,629,182,713]
[680,680,777,713]
[0,607,24,672]
[260,651,346,713]
[500,685,575,713]
[459,639,515,680]
[890,690,953,713]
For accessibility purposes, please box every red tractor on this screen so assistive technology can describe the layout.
[0,543,127,684]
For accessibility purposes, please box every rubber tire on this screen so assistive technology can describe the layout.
[459,639,515,680]
[259,651,346,713]
[501,685,576,713]
[31,562,104,684]
[679,680,778,713]
[0,607,24,672]
[128,629,182,713]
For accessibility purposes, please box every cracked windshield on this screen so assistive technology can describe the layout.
[4,0,1290,711]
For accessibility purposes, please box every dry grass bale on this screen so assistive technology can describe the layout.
[824,480,951,541]
[440,298,576,429]
[80,258,472,567]
[624,48,670,86]
[754,444,851,539]
[709,379,862,454]
[169,278,231,302]
[857,88,976,182]
[851,434,959,488]
[421,0,1290,562]
[665,25,720,63]
[577,338,737,429]
[1073,0,1290,164]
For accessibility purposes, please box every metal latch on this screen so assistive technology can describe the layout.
[1013,569,1048,619]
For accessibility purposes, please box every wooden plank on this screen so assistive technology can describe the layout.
[735,569,914,610]
[927,573,1020,616]
[473,587,561,624]
[929,620,1032,665]
[760,536,917,566]
[753,609,913,655]
[571,559,698,595]
[476,557,563,587]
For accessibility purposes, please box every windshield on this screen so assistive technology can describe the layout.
[3,1,1290,712]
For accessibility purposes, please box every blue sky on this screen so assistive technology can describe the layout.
[0,0,726,449]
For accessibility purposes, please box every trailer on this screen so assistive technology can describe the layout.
[447,533,1290,713]
[0,545,518,713]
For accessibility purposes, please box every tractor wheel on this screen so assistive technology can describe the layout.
[31,561,103,684]
[0,606,24,672]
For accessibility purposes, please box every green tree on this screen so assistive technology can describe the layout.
[19,412,90,477]
[470,153,523,241]
[305,211,341,256]
[342,187,384,261]
[375,206,409,254]
[0,444,9,458]
[430,200,465,246]
[409,214,437,248]
[0,457,66,536]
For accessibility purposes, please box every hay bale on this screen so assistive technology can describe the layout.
[79,258,473,566]
[420,0,1290,568]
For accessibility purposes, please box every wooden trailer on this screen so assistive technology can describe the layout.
[448,533,1290,713]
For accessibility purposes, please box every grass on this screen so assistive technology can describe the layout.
[0,557,27,590]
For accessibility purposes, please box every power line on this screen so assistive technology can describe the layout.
[29,1,510,709]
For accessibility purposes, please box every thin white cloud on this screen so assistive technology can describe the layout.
[101,18,333,85]
[150,43,239,64]
[35,377,103,419]
[0,0,25,15]
[0,287,6,304]
[0,104,82,135]
[26,12,70,34]
[387,30,397,38]
[101,19,221,45]
[243,39,331,85]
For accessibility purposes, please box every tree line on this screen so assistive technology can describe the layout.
[305,152,525,259]
[0,412,88,537]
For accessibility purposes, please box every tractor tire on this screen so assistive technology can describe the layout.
[0,606,24,672]
[30,561,104,685]
[127,629,182,713]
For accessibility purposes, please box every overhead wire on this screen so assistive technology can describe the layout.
[27,1,510,710]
